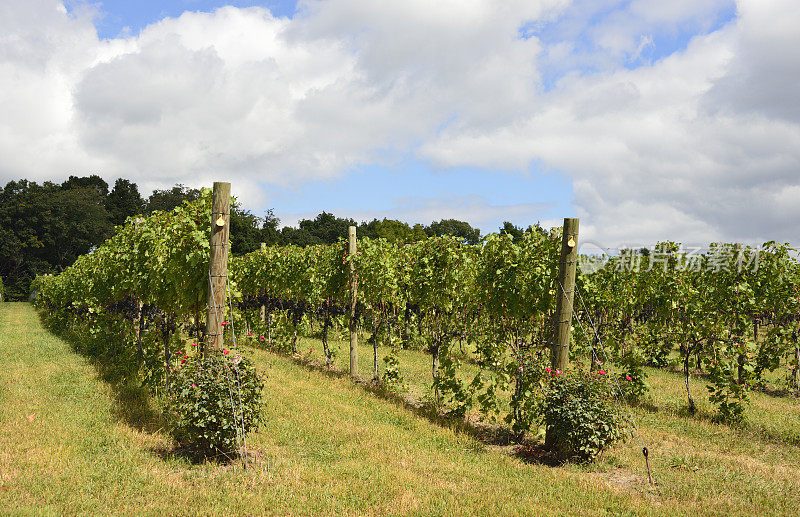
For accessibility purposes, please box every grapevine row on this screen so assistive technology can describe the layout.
[33,190,800,431]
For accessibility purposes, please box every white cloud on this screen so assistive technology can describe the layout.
[532,0,733,77]
[0,1,101,180]
[1,0,562,196]
[0,0,798,247]
[704,0,800,123]
[422,0,800,245]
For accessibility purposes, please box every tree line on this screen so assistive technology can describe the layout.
[0,175,522,301]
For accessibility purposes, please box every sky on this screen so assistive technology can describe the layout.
[1,0,799,249]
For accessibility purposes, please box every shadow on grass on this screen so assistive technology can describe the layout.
[628,398,661,413]
[663,364,799,400]
[513,443,566,466]
[150,442,244,466]
[253,341,800,469]
[249,342,536,449]
[640,392,800,448]
[37,312,165,435]
[755,385,798,399]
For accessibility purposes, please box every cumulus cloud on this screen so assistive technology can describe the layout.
[704,0,800,123]
[422,0,800,245]
[0,0,798,246]
[0,1,103,180]
[1,0,562,201]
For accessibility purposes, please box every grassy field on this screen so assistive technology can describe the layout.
[2,302,799,515]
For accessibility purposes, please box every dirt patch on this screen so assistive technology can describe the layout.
[583,466,665,501]
[605,467,646,490]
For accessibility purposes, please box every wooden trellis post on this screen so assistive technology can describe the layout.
[205,182,231,353]
[551,217,579,371]
[546,217,579,449]
[348,225,358,377]
[260,242,267,324]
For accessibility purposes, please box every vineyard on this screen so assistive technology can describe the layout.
[19,184,800,511]
[35,188,800,424]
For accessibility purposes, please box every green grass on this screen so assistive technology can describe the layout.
[2,302,800,515]
[287,329,800,445]
[265,329,800,515]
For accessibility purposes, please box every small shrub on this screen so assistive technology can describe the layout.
[543,370,624,462]
[167,350,264,461]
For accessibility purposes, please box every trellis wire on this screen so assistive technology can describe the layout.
[208,270,248,464]
[559,280,660,490]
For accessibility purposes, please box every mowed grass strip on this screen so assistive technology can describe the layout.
[0,302,797,515]
[283,333,800,515]
[0,303,642,515]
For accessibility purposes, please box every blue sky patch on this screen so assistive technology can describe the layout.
[68,0,298,39]
[261,159,573,233]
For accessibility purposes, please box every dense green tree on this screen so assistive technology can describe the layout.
[1,180,52,299]
[0,178,114,300]
[281,211,356,246]
[425,219,481,245]
[47,182,114,266]
[261,209,282,246]
[300,211,357,244]
[61,174,109,196]
[499,221,525,243]
[230,204,267,254]
[106,178,145,226]
[146,184,201,213]
[358,218,427,243]
[280,226,323,247]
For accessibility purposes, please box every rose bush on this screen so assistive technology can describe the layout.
[543,369,625,462]
[167,351,264,461]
